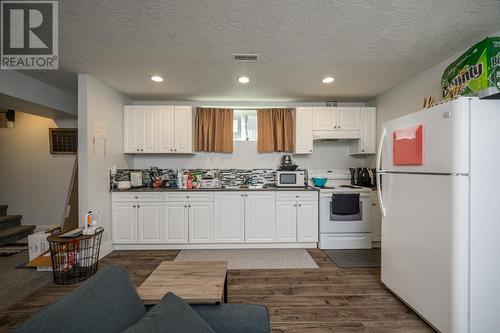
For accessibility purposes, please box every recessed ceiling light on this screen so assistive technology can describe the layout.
[150,75,164,82]
[238,76,250,84]
[322,77,335,84]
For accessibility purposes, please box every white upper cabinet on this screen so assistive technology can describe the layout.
[124,105,193,154]
[294,107,313,154]
[158,106,175,153]
[337,107,360,131]
[173,106,193,153]
[312,107,336,130]
[312,107,361,139]
[124,106,142,153]
[350,107,376,155]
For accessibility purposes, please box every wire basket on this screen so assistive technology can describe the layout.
[47,227,104,285]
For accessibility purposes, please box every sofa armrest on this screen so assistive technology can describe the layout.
[191,304,270,333]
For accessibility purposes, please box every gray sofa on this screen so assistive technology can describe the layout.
[14,265,270,333]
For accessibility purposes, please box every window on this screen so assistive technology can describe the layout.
[233,110,257,141]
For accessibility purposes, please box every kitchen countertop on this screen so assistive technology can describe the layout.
[112,186,319,193]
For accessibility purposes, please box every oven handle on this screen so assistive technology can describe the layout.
[376,127,387,218]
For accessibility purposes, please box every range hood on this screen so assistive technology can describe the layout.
[313,130,360,140]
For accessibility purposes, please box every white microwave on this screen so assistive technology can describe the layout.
[276,170,306,187]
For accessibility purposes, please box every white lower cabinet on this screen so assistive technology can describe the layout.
[245,192,276,243]
[112,190,318,246]
[188,202,213,243]
[276,201,297,242]
[214,192,245,243]
[112,203,137,243]
[164,202,189,243]
[137,202,163,243]
[297,201,318,242]
[276,196,318,243]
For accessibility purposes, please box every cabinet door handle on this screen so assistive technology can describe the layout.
[184,205,187,208]
[294,204,297,207]
[136,149,139,152]
[298,204,302,207]
[141,149,144,151]
[137,205,140,208]
[133,205,136,208]
[174,149,177,152]
[186,195,189,198]
[134,196,138,199]
[188,204,191,208]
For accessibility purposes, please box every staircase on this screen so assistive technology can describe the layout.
[0,205,35,246]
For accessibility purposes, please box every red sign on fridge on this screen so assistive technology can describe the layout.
[393,125,424,165]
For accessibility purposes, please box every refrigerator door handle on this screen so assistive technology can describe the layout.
[376,127,387,172]
[376,127,387,217]
[377,173,386,218]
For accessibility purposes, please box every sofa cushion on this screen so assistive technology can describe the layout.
[123,292,215,333]
[14,266,146,333]
[192,304,270,333]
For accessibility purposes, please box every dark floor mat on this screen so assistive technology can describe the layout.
[325,248,381,268]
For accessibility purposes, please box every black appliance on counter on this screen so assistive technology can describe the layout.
[349,168,376,187]
[278,154,298,171]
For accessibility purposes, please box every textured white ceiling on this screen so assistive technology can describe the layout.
[20,0,500,101]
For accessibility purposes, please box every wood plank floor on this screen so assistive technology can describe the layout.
[0,249,434,332]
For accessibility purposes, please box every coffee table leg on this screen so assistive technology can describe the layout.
[224,273,228,303]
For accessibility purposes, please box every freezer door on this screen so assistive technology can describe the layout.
[379,98,469,174]
[380,173,469,333]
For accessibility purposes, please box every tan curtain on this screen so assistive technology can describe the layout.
[195,108,233,153]
[257,108,294,153]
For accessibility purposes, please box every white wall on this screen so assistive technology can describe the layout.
[0,112,76,229]
[133,140,368,170]
[370,30,500,140]
[0,70,77,117]
[78,74,132,251]
[132,100,370,170]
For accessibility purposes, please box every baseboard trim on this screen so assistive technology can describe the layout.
[113,242,318,250]
[99,240,113,259]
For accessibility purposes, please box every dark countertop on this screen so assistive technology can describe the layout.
[112,186,319,193]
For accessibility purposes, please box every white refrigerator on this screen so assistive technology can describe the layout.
[376,97,500,333]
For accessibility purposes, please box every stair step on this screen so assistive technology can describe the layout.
[0,225,35,246]
[0,205,7,217]
[0,215,22,230]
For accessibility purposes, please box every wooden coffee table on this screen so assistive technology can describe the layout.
[137,261,228,304]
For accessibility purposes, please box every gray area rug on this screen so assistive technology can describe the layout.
[175,249,319,269]
[325,249,381,268]
[0,251,52,312]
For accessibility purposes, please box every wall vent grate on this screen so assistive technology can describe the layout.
[49,128,77,155]
[233,54,259,62]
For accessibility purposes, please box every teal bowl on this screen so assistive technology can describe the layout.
[312,177,327,187]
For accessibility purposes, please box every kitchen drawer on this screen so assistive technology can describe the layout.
[164,192,214,202]
[112,192,163,202]
[276,191,318,201]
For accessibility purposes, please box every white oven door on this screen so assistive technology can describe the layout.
[319,193,372,233]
